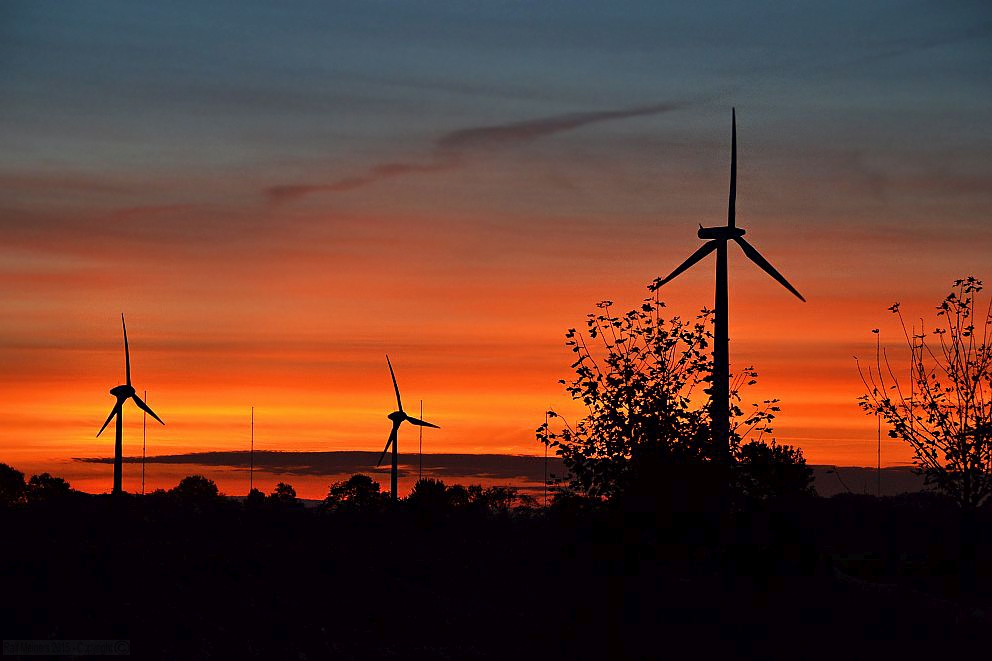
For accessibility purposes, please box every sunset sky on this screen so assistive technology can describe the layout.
[1,1,990,494]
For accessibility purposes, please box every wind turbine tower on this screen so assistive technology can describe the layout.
[656,109,805,466]
[97,314,165,495]
[377,355,439,501]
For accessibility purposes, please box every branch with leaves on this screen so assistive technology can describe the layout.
[858,277,992,509]
[538,293,783,500]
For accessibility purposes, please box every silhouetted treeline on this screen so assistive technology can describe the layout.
[2,465,992,659]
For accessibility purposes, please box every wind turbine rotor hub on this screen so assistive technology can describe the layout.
[387,411,406,423]
[697,226,746,240]
[110,384,135,398]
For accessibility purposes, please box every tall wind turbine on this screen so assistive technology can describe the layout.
[97,314,165,495]
[377,355,439,501]
[656,109,804,466]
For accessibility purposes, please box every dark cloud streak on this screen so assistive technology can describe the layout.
[75,450,566,484]
[266,101,686,203]
[74,451,930,497]
[840,21,992,71]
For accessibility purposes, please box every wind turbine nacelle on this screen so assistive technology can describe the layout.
[698,226,746,240]
[387,411,406,422]
[110,384,135,398]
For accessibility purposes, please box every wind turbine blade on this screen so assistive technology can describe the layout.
[122,313,131,387]
[131,394,164,426]
[733,237,806,302]
[728,107,736,228]
[386,354,402,412]
[97,400,123,437]
[657,240,719,287]
[405,416,440,429]
[377,424,400,467]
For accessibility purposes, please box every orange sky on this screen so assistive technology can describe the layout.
[2,2,990,495]
[1,200,974,485]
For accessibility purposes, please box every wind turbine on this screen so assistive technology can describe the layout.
[97,314,165,495]
[656,109,804,467]
[377,355,439,501]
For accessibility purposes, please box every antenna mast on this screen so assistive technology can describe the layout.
[877,331,882,497]
[142,390,147,495]
[544,410,549,507]
[250,406,254,494]
[419,400,423,482]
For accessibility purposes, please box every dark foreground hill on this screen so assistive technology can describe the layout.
[2,492,990,660]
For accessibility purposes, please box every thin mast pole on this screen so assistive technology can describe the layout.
[544,411,549,507]
[419,400,423,482]
[877,331,882,497]
[142,390,147,495]
[250,406,254,494]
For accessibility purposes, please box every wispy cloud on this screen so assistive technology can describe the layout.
[267,161,458,204]
[435,102,684,151]
[845,22,992,70]
[266,101,686,203]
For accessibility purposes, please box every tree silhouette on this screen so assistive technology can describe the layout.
[466,485,517,514]
[735,441,815,503]
[406,477,449,511]
[323,474,384,512]
[403,480,521,515]
[445,483,470,508]
[245,487,266,508]
[858,277,992,510]
[26,473,73,503]
[0,463,26,507]
[538,294,779,500]
[859,277,992,591]
[442,484,519,514]
[170,475,220,500]
[269,482,302,508]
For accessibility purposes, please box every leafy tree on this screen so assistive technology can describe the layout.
[446,484,520,514]
[404,480,522,515]
[858,277,992,511]
[170,475,220,501]
[269,482,302,508]
[445,484,470,508]
[466,485,518,514]
[538,294,778,500]
[0,463,27,507]
[323,474,384,512]
[735,441,815,503]
[26,473,73,503]
[406,478,449,511]
[515,493,539,509]
[859,277,992,590]
[245,487,266,508]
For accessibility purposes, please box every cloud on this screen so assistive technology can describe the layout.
[267,160,460,204]
[847,22,992,70]
[73,451,931,497]
[75,450,566,484]
[435,102,684,151]
[266,101,686,203]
